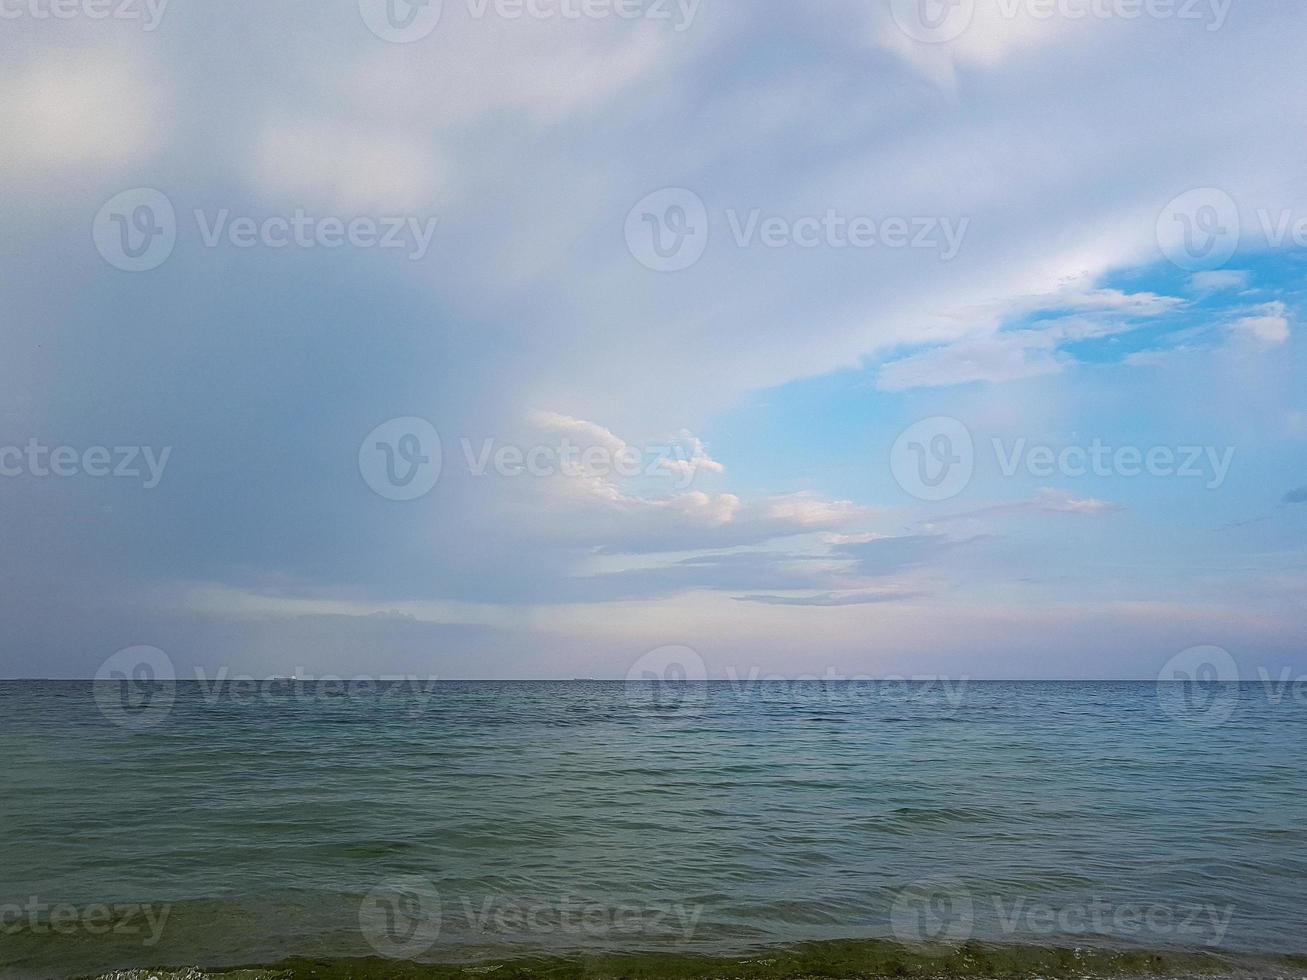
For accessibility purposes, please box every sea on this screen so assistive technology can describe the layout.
[1,679,1304,979]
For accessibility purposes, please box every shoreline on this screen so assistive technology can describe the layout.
[70,939,1307,980]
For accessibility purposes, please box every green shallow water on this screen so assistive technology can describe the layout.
[77,940,1307,980]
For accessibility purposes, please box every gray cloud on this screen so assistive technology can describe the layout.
[2,2,1306,675]
[734,589,923,607]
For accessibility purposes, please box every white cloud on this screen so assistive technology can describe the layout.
[0,49,160,178]
[510,414,866,558]
[870,0,1089,92]
[932,488,1124,522]
[346,13,678,128]
[1192,270,1250,293]
[1030,487,1122,516]
[874,283,1186,391]
[528,410,629,456]
[877,330,1066,391]
[1232,302,1291,345]
[659,430,725,480]
[247,117,448,212]
[758,493,865,528]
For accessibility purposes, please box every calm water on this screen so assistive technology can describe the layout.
[1,680,1304,978]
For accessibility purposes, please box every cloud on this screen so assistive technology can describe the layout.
[875,286,1184,391]
[247,116,448,212]
[1191,270,1250,293]
[830,534,980,577]
[1284,487,1307,505]
[1031,488,1123,516]
[345,9,682,128]
[869,0,1079,93]
[936,488,1124,522]
[574,549,852,601]
[734,588,922,607]
[499,414,868,558]
[0,49,161,179]
[877,330,1066,391]
[659,430,726,480]
[3,1,1306,676]
[1232,301,1291,346]
[582,492,870,556]
[528,410,629,456]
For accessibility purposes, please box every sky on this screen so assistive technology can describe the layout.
[1,0,1304,681]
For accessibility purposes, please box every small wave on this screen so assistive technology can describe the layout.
[79,938,1304,980]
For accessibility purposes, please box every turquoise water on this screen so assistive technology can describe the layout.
[1,680,1304,979]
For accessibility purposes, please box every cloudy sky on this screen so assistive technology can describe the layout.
[2,0,1304,680]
